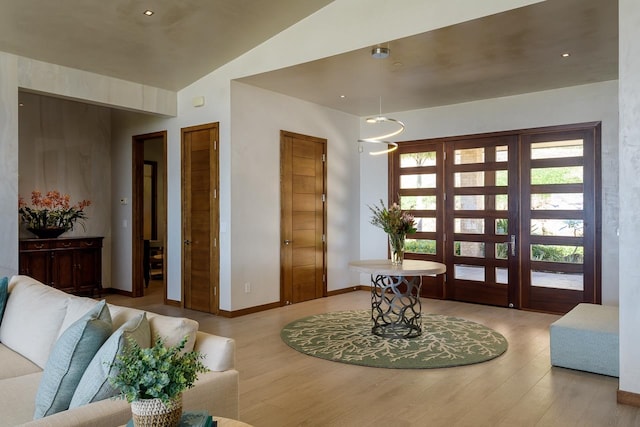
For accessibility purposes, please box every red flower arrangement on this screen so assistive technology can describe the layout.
[19,190,91,237]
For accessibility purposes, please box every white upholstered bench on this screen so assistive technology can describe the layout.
[549,303,619,377]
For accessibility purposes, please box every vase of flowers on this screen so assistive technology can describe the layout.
[109,336,209,427]
[369,199,417,265]
[18,190,91,238]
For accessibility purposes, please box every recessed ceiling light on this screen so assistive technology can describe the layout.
[143,10,154,16]
[340,95,346,99]
[561,52,571,58]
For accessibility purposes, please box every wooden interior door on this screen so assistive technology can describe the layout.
[182,123,219,313]
[280,131,327,305]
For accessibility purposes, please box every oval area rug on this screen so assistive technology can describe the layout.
[280,310,508,369]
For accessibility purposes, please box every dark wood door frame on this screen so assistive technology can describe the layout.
[132,131,167,299]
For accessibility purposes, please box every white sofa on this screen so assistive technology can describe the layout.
[0,275,239,427]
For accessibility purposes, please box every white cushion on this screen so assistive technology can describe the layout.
[0,276,69,368]
[0,344,42,379]
[109,305,198,352]
[58,296,101,339]
[0,372,42,426]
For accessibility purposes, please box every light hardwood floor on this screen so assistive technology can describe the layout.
[106,282,640,427]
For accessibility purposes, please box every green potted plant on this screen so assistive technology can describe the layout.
[109,336,209,427]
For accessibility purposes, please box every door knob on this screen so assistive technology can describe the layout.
[283,240,292,245]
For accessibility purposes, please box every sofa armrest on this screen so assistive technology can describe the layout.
[18,398,131,427]
[184,369,239,420]
[194,330,236,371]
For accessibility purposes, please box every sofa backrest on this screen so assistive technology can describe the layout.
[0,276,199,368]
[0,276,70,368]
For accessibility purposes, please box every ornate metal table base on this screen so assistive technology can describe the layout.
[370,273,423,339]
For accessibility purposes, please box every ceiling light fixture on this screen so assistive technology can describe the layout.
[371,46,390,59]
[358,45,405,155]
[143,9,154,16]
[358,115,405,155]
[561,52,570,57]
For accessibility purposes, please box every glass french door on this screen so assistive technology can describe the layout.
[520,127,600,313]
[389,123,601,313]
[444,135,519,307]
[389,140,445,299]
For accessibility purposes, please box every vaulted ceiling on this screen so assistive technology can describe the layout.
[0,0,617,116]
[0,0,333,91]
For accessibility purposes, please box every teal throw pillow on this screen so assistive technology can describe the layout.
[33,300,112,419]
[0,277,8,325]
[69,312,150,407]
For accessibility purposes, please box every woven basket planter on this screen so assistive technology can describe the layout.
[130,395,182,427]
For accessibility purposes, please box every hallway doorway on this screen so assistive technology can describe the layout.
[132,131,167,300]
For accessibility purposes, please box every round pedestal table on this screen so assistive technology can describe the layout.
[349,259,446,338]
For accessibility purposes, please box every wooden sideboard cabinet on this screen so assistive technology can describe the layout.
[19,237,103,296]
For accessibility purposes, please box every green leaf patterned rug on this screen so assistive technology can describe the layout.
[280,310,508,369]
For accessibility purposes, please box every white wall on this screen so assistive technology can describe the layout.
[618,0,640,397]
[17,58,176,116]
[360,81,620,304]
[132,0,545,310]
[0,52,19,278]
[18,93,112,285]
[230,82,360,309]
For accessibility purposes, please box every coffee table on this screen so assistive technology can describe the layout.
[349,259,446,338]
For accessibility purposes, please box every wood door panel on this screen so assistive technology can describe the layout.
[453,281,509,307]
[292,141,316,157]
[191,174,211,191]
[293,212,315,230]
[182,123,219,314]
[293,247,316,266]
[292,194,316,212]
[293,176,316,193]
[281,131,326,305]
[292,230,315,247]
[292,157,315,176]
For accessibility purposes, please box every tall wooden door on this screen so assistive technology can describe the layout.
[388,141,446,299]
[182,123,219,313]
[280,131,327,305]
[444,135,520,307]
[520,126,601,313]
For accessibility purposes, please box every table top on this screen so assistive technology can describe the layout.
[349,259,446,276]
